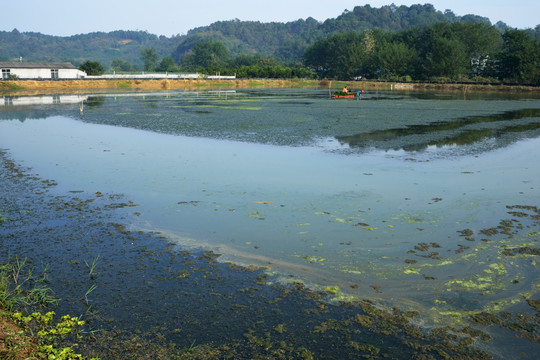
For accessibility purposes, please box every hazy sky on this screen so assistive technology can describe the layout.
[3,1,537,37]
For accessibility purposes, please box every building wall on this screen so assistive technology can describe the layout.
[6,68,86,79]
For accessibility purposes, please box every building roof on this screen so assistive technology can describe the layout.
[0,61,78,69]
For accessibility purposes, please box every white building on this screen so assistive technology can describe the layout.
[0,61,87,80]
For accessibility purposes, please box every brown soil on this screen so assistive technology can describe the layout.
[1,78,537,96]
[0,310,39,359]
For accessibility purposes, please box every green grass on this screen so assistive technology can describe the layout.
[115,81,132,88]
[0,257,57,312]
[0,81,25,90]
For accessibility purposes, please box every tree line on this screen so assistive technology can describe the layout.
[82,22,538,85]
[175,4,496,63]
[302,22,539,83]
[82,42,316,80]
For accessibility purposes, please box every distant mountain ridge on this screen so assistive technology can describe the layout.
[0,4,513,67]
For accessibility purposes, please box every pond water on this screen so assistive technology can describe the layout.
[1,88,539,357]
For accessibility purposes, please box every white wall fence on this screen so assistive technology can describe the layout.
[85,73,236,80]
[85,73,201,80]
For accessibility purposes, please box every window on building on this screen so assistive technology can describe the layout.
[2,69,11,79]
[51,69,59,79]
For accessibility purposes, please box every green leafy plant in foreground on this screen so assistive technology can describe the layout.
[12,311,98,360]
[1,257,98,359]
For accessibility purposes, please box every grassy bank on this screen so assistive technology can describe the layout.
[1,78,538,95]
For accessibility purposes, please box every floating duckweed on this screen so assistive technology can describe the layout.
[274,324,286,334]
[247,211,264,218]
[439,311,464,319]
[302,255,325,263]
[438,260,454,266]
[323,285,340,294]
[404,268,420,275]
[340,268,362,275]
[483,263,506,275]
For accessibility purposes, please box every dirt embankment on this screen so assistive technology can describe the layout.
[1,79,318,93]
[1,78,537,95]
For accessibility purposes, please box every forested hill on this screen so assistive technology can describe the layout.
[0,3,518,67]
[0,30,180,68]
[176,4,496,61]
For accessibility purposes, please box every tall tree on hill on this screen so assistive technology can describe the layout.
[141,48,159,71]
[302,32,374,80]
[156,56,179,72]
[181,42,230,72]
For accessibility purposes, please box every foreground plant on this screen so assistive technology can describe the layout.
[0,257,57,312]
[12,311,98,360]
[1,257,98,359]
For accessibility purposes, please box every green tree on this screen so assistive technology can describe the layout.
[111,59,133,72]
[233,54,263,67]
[156,56,179,72]
[182,41,230,72]
[141,48,159,71]
[416,23,468,80]
[424,37,468,80]
[498,29,540,83]
[302,32,372,80]
[375,40,418,79]
[79,60,104,75]
[451,23,501,77]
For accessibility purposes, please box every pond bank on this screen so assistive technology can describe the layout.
[1,78,538,95]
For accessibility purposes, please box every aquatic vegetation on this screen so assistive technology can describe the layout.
[0,257,57,312]
[323,285,340,294]
[1,90,540,359]
[84,255,100,278]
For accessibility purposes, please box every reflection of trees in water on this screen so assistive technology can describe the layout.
[0,108,62,122]
[336,108,540,152]
[85,96,106,108]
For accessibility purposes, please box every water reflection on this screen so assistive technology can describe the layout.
[1,94,88,107]
[0,94,88,122]
[336,108,540,151]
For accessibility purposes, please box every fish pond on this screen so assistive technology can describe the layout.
[0,88,539,359]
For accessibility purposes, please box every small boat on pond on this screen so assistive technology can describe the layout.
[331,90,364,99]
